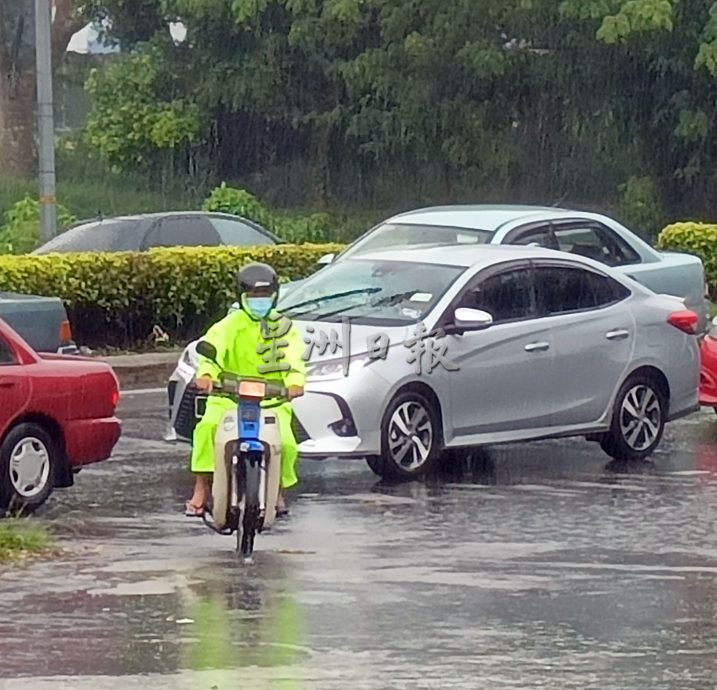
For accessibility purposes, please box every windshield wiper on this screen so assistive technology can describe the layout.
[308,291,421,321]
[283,287,380,318]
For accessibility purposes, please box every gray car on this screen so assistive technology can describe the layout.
[313,205,709,332]
[283,244,700,478]
[32,211,282,254]
[167,244,700,480]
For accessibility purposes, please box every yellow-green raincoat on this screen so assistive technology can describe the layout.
[190,308,306,489]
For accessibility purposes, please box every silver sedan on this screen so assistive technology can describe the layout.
[283,244,700,479]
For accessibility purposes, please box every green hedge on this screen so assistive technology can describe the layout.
[657,222,717,299]
[0,243,343,348]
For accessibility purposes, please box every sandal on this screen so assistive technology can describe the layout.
[185,501,205,518]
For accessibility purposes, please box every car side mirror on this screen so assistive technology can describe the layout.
[454,307,493,331]
[196,340,219,366]
[317,253,335,267]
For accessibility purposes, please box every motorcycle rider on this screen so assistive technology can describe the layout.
[185,263,306,517]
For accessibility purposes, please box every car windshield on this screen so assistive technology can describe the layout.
[280,258,465,326]
[343,222,493,257]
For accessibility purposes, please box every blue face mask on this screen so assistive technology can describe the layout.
[244,296,274,319]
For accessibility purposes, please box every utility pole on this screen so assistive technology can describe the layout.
[35,0,57,242]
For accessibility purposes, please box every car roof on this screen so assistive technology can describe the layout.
[67,211,253,226]
[346,242,607,269]
[386,204,574,232]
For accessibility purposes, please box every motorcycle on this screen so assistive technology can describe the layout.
[194,340,286,561]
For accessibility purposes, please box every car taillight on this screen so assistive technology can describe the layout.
[667,309,699,334]
[59,320,73,344]
[111,388,120,408]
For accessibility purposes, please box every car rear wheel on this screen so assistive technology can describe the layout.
[0,423,58,514]
[377,391,440,480]
[600,376,666,461]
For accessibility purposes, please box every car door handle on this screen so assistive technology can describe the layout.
[606,329,630,340]
[0,381,15,388]
[524,341,550,352]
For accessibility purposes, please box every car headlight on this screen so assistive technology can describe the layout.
[306,353,371,380]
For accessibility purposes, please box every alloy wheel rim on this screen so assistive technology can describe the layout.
[619,385,661,451]
[388,401,433,471]
[9,437,51,499]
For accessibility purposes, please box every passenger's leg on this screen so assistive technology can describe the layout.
[186,398,231,516]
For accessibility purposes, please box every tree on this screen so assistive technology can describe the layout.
[0,0,83,176]
[70,0,717,217]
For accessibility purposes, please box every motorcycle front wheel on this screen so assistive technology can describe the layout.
[237,453,262,558]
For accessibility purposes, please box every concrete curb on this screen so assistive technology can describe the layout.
[97,352,180,390]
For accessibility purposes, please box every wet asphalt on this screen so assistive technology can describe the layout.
[1,391,717,689]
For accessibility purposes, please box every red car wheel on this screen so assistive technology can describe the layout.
[0,423,57,514]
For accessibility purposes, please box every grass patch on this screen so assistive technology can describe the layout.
[0,519,53,564]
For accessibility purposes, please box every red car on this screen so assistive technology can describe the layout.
[0,318,121,513]
[699,317,717,413]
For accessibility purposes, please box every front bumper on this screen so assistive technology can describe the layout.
[292,369,385,459]
[293,390,363,457]
[64,417,122,467]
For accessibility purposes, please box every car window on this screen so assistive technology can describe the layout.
[143,217,219,248]
[458,268,534,323]
[534,265,629,316]
[553,224,640,267]
[208,217,274,246]
[34,219,142,253]
[0,337,16,365]
[509,225,559,249]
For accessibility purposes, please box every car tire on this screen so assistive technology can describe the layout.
[600,375,667,461]
[378,390,441,480]
[0,423,58,515]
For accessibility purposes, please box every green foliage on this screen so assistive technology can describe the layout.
[271,211,336,243]
[203,184,347,243]
[0,243,343,347]
[72,0,717,217]
[617,176,666,238]
[84,45,203,171]
[0,520,52,563]
[0,197,76,255]
[657,221,717,298]
[202,183,273,227]
[595,0,676,43]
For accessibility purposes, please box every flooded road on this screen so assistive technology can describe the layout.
[2,391,717,689]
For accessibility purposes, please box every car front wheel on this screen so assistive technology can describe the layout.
[377,391,440,480]
[600,376,666,461]
[0,423,58,514]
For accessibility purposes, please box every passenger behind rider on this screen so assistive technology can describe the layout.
[185,263,306,517]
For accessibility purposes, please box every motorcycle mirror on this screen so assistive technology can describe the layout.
[196,340,219,365]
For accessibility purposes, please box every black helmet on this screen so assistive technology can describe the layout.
[236,262,279,295]
[236,262,279,320]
